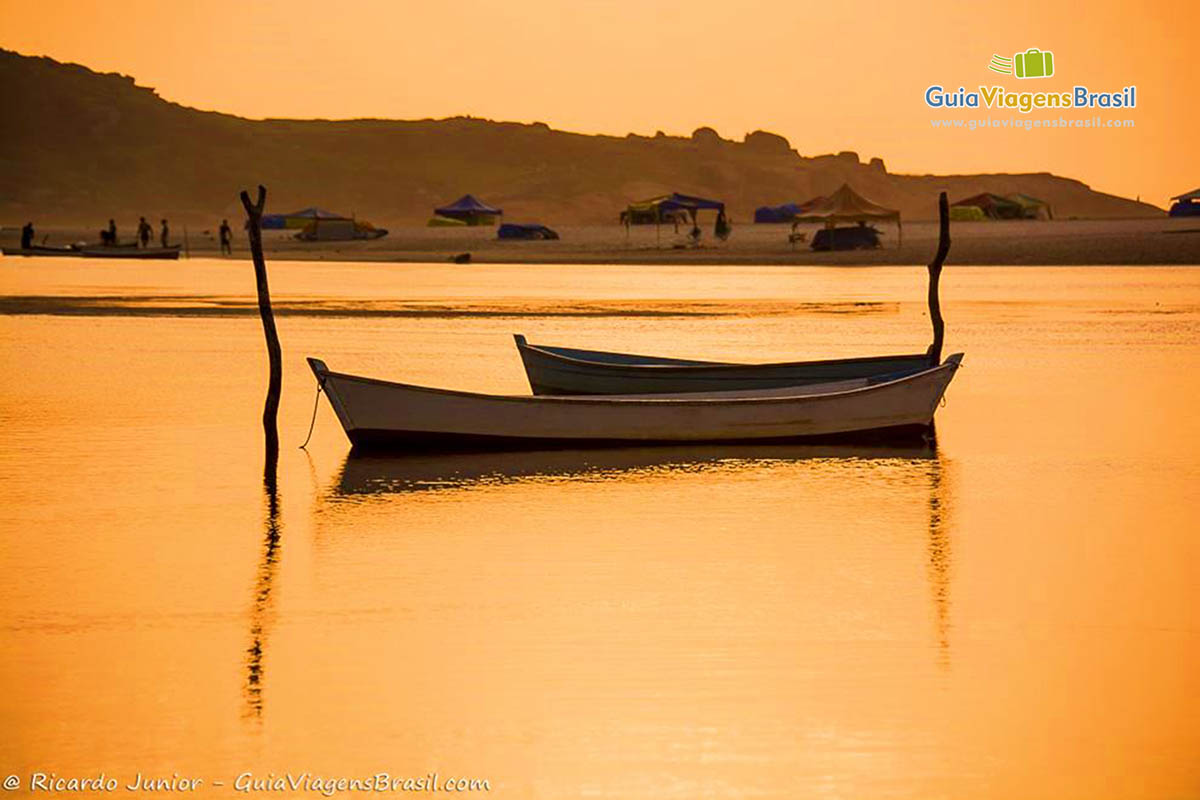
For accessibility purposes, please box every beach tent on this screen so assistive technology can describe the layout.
[434,195,503,226]
[952,193,1023,220]
[621,199,688,226]
[624,193,724,221]
[755,203,801,223]
[295,218,388,242]
[260,207,349,230]
[427,215,468,227]
[622,192,728,244]
[1168,187,1200,217]
[299,219,357,241]
[1006,193,1053,220]
[949,205,986,222]
[792,184,902,246]
[656,193,725,214]
[754,196,827,223]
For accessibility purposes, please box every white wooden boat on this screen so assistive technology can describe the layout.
[308,354,963,452]
[514,334,931,395]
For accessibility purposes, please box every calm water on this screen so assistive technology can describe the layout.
[1,259,1198,799]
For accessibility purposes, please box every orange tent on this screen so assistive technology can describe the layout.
[793,184,902,246]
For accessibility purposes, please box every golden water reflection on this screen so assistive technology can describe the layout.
[3,262,1198,799]
[326,443,954,669]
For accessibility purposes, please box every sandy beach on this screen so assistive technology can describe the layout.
[5,217,1198,266]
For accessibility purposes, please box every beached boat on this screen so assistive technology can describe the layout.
[307,354,962,452]
[514,334,931,396]
[2,244,81,257]
[77,244,181,260]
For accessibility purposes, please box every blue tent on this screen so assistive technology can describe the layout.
[434,194,503,222]
[754,203,801,223]
[623,192,729,241]
[754,196,830,223]
[260,207,347,230]
[623,193,724,224]
[656,193,724,213]
[1169,187,1200,218]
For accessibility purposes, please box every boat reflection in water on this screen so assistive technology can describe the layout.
[332,442,933,495]
[326,442,953,665]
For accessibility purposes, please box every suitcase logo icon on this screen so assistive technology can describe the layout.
[1014,48,1054,78]
[988,48,1055,79]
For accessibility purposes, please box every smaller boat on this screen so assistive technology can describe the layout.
[77,244,182,260]
[514,335,931,396]
[2,244,82,257]
[307,354,962,452]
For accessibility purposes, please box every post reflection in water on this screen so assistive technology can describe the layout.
[243,454,282,720]
[926,454,953,668]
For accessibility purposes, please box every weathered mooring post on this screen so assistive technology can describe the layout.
[238,184,283,720]
[926,192,950,365]
[240,185,282,464]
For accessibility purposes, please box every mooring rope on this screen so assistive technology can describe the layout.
[298,378,325,450]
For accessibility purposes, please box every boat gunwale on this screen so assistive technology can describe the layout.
[516,336,926,373]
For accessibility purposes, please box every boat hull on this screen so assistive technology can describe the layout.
[77,245,181,260]
[343,423,936,452]
[514,335,932,395]
[2,246,81,257]
[309,355,963,453]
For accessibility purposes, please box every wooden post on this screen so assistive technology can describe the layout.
[240,185,282,463]
[240,184,281,718]
[926,192,950,366]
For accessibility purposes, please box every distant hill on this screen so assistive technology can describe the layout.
[0,49,1163,226]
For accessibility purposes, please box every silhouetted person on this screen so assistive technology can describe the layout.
[160,219,169,248]
[714,209,731,241]
[21,222,34,249]
[219,219,232,255]
[105,219,117,246]
[137,217,152,248]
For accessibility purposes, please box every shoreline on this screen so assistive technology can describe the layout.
[3,218,1198,266]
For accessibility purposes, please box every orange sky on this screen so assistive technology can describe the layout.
[2,0,1196,206]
